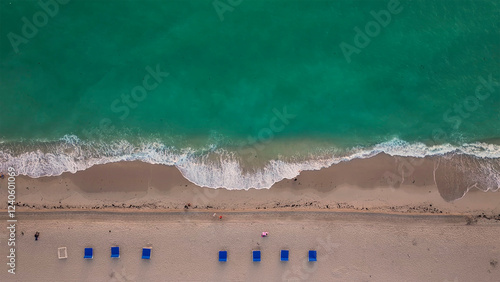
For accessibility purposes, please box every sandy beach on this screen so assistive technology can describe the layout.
[1,211,499,281]
[1,154,499,215]
[1,154,500,281]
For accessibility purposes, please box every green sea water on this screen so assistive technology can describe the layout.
[0,0,499,188]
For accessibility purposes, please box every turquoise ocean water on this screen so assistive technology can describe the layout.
[0,0,499,189]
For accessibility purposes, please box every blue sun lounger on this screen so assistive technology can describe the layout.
[281,250,289,261]
[308,250,317,261]
[219,251,227,262]
[253,250,261,262]
[84,248,93,259]
[142,247,152,259]
[111,247,120,258]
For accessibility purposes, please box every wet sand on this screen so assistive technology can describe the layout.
[1,154,499,216]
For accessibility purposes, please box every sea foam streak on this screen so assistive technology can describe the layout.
[1,135,500,190]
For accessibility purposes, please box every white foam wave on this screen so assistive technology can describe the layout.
[1,135,500,190]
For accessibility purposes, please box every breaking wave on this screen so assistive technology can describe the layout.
[1,135,500,190]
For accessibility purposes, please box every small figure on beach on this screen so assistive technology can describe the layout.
[261,231,269,237]
[219,215,222,220]
[34,231,40,241]
[0,173,4,179]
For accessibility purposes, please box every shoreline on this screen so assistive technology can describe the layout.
[1,153,499,216]
[2,139,500,190]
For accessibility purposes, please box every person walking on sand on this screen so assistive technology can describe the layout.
[34,231,40,241]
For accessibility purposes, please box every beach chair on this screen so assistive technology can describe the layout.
[219,251,227,262]
[142,247,152,259]
[308,250,317,262]
[111,247,120,258]
[58,247,68,259]
[280,250,289,261]
[253,250,261,262]
[84,248,93,259]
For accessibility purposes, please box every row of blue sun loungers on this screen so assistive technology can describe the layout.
[220,250,317,262]
[82,247,315,261]
[83,247,151,259]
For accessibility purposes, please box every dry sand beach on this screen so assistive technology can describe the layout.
[1,154,500,281]
[1,211,500,281]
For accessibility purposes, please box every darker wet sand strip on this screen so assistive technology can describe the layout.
[1,154,499,217]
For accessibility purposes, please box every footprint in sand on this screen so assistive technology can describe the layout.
[110,266,135,282]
